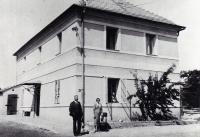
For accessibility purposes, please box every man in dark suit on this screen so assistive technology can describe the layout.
[69,95,83,136]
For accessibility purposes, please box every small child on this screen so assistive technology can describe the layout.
[100,113,104,123]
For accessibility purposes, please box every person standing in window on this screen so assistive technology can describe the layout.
[69,95,83,136]
[111,92,118,103]
[93,98,102,132]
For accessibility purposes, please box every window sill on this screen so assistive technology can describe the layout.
[106,49,120,52]
[105,103,128,107]
[146,54,157,56]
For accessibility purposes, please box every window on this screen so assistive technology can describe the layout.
[108,78,120,103]
[55,80,60,104]
[106,27,118,50]
[146,34,156,55]
[38,46,42,65]
[23,57,26,73]
[55,33,62,55]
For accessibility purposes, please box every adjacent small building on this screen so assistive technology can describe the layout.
[0,0,185,124]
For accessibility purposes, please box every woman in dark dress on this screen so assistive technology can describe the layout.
[93,98,102,132]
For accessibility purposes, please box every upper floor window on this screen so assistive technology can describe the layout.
[23,56,26,73]
[55,33,62,55]
[106,27,118,50]
[146,34,156,55]
[38,46,42,65]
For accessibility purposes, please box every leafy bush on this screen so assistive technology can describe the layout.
[131,112,145,121]
[130,64,180,121]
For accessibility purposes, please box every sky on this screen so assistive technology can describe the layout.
[0,0,199,88]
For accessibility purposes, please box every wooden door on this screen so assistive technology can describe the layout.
[6,94,18,115]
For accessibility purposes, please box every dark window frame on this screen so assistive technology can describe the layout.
[146,33,156,55]
[106,27,118,50]
[108,78,120,103]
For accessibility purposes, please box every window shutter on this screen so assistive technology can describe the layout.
[55,80,58,103]
[116,79,121,103]
[116,28,121,50]
[58,80,60,103]
[104,77,108,104]
[153,35,158,55]
[146,35,150,54]
[121,79,127,103]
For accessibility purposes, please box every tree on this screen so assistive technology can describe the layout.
[180,70,200,108]
[130,64,180,120]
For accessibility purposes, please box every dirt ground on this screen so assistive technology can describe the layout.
[0,118,199,137]
[86,124,200,137]
[0,119,63,137]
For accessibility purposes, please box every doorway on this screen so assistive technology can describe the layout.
[6,94,18,115]
[34,85,41,116]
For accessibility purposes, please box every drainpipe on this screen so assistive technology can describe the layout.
[81,1,86,124]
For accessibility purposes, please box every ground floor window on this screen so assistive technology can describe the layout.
[108,78,120,103]
[55,80,60,104]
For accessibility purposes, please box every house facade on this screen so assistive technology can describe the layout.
[0,0,185,124]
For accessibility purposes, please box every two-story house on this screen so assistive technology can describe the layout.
[0,0,185,125]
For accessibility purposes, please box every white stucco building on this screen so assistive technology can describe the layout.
[0,0,185,124]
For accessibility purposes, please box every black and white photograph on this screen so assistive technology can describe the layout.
[0,0,199,136]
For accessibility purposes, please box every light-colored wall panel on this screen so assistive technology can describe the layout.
[76,64,180,82]
[62,22,79,52]
[26,49,40,71]
[40,77,76,109]
[41,36,57,63]
[84,77,104,104]
[17,64,77,85]
[59,78,77,105]
[40,107,73,126]
[158,36,178,58]
[2,87,21,115]
[17,58,26,75]
[84,23,104,48]
[78,49,179,74]
[39,77,76,125]
[40,83,55,106]
[124,79,137,104]
[84,14,177,37]
[17,49,77,84]
[121,29,144,53]
[22,88,34,108]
